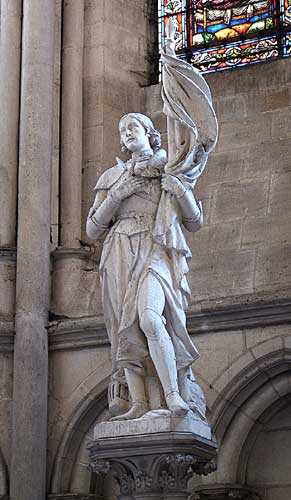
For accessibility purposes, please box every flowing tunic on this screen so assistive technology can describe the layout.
[97,162,200,377]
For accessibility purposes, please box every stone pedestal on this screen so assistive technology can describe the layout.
[94,411,212,441]
[89,418,217,500]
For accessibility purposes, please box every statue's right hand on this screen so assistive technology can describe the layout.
[112,176,146,202]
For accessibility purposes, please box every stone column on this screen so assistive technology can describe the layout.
[60,0,84,248]
[10,1,55,500]
[0,0,22,318]
[51,0,90,319]
[0,0,22,246]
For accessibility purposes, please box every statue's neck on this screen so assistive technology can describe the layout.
[131,148,153,160]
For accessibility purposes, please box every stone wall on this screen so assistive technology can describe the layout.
[145,58,291,311]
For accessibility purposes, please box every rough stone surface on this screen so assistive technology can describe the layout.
[60,0,84,248]
[9,2,56,500]
[0,0,22,247]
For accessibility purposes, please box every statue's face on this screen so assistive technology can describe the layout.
[119,116,151,153]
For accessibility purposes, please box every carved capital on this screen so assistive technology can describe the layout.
[88,431,217,499]
[158,454,198,490]
[89,459,111,475]
[90,451,217,497]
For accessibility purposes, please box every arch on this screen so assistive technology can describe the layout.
[50,376,110,494]
[203,339,291,485]
[237,396,291,485]
[216,370,291,483]
[211,338,291,440]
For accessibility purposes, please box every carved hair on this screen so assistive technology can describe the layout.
[119,113,162,153]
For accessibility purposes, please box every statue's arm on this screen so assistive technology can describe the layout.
[86,190,120,240]
[177,189,203,233]
[86,174,146,240]
[161,175,203,233]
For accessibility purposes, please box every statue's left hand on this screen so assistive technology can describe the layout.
[161,174,186,198]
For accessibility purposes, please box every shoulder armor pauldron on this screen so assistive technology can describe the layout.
[94,158,126,190]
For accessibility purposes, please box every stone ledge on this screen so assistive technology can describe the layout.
[51,247,98,263]
[1,300,290,352]
[47,299,291,351]
[89,431,217,462]
[188,299,291,333]
[48,316,107,351]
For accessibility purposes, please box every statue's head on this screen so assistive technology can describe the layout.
[119,113,161,154]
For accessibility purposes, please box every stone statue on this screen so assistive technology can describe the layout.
[86,19,218,422]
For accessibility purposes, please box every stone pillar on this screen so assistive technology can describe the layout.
[60,0,84,248]
[10,1,55,500]
[0,0,22,246]
[0,0,22,318]
[51,0,91,319]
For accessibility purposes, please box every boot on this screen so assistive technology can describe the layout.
[111,368,148,421]
[147,332,190,416]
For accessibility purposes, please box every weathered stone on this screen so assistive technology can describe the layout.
[10,1,56,500]
[206,58,291,98]
[0,0,22,247]
[187,220,242,256]
[246,87,291,115]
[188,248,256,303]
[51,249,102,318]
[245,325,291,350]
[255,244,291,291]
[242,214,291,246]
[60,0,84,248]
[217,115,272,152]
[268,171,291,215]
[211,178,269,224]
[192,330,245,387]
[0,251,16,319]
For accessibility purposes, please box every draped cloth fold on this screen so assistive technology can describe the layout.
[153,45,218,305]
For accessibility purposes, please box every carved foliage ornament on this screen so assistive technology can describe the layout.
[90,453,217,496]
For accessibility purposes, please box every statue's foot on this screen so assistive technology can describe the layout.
[166,391,190,416]
[111,402,148,421]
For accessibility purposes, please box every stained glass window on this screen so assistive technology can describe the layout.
[158,0,291,72]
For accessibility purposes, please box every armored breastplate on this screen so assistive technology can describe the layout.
[113,177,161,236]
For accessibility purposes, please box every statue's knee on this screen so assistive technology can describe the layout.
[139,308,164,340]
